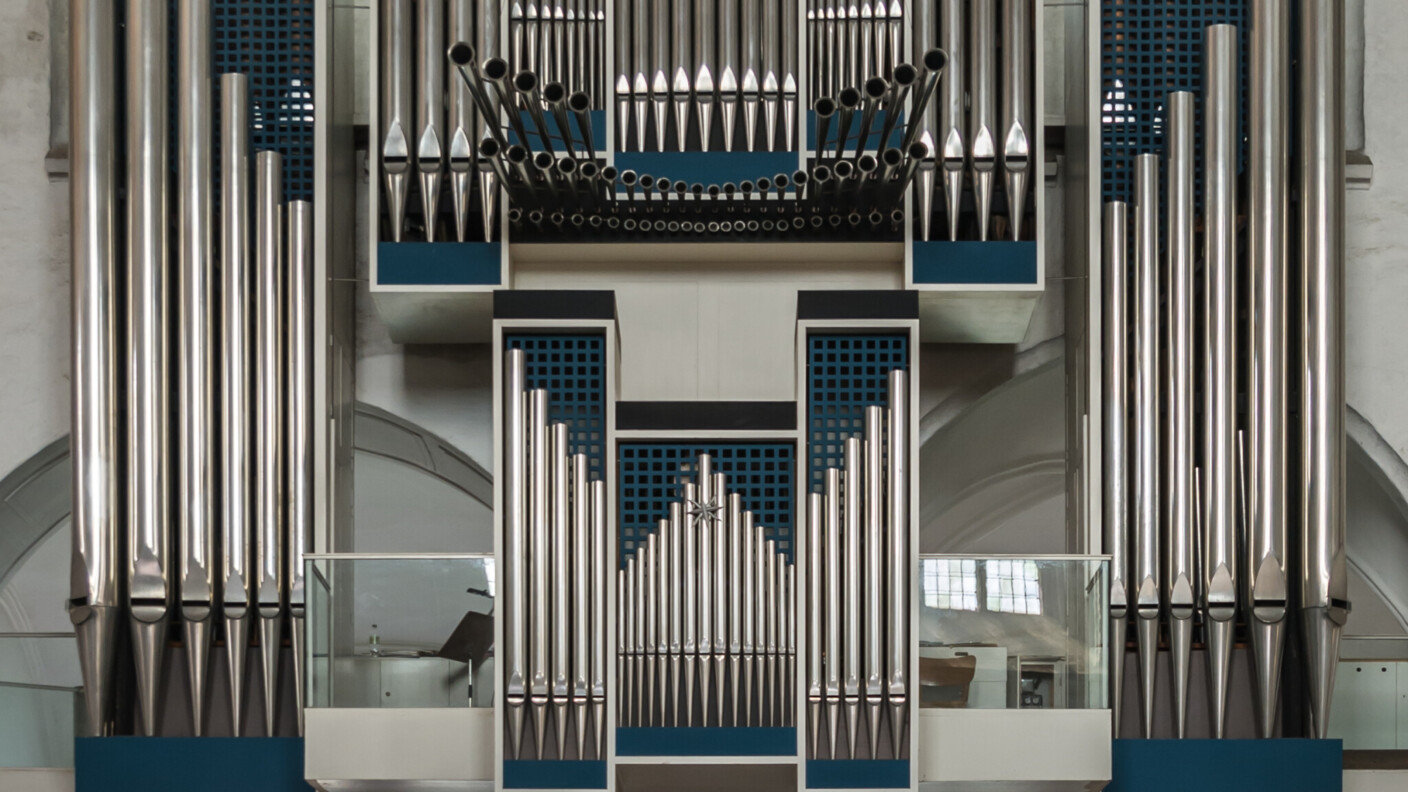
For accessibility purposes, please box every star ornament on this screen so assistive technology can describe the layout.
[685,494,722,530]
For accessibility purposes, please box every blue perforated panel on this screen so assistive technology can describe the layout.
[506,334,607,479]
[806,334,909,494]
[618,443,795,567]
[1100,1,1247,205]
[214,0,316,201]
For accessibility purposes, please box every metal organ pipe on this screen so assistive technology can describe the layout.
[863,406,885,758]
[287,201,315,737]
[127,0,173,737]
[381,0,413,241]
[69,0,121,738]
[1247,0,1290,739]
[886,369,909,754]
[254,151,286,737]
[1000,0,1031,240]
[1131,153,1160,740]
[1165,91,1196,740]
[1101,200,1129,736]
[1202,23,1239,741]
[969,0,997,241]
[448,0,477,242]
[505,350,528,757]
[1300,0,1350,740]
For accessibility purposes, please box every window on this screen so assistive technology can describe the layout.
[985,559,1042,615]
[923,559,978,612]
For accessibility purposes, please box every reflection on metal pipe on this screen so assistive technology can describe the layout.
[505,350,528,757]
[824,466,842,758]
[1247,0,1289,739]
[1101,201,1130,736]
[551,423,571,757]
[69,0,121,738]
[382,0,413,241]
[448,1,476,242]
[1202,23,1239,741]
[842,437,862,758]
[970,0,996,241]
[254,151,285,737]
[592,478,608,758]
[128,0,173,737]
[1299,0,1349,740]
[939,0,964,241]
[286,200,314,737]
[572,453,592,757]
[1132,153,1160,740]
[719,0,741,152]
[177,0,215,737]
[863,406,885,758]
[418,0,445,239]
[1165,91,1195,739]
[1000,0,1030,240]
[886,370,909,755]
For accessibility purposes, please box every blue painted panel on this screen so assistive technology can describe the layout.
[805,334,909,494]
[505,334,607,480]
[616,727,797,757]
[612,152,802,186]
[76,737,310,792]
[618,442,795,565]
[1109,739,1342,792]
[806,111,905,152]
[511,110,608,154]
[504,759,608,789]
[376,242,502,286]
[911,241,1038,285]
[805,759,910,789]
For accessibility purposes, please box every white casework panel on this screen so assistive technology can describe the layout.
[0,770,74,792]
[916,709,1110,790]
[1328,661,1398,749]
[513,259,900,400]
[1345,770,1408,792]
[306,708,494,785]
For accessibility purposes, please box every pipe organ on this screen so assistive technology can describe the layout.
[69,0,317,738]
[1100,3,1350,741]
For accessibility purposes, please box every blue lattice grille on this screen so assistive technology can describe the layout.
[806,334,909,493]
[506,334,607,479]
[619,443,795,567]
[214,0,316,201]
[1100,0,1247,206]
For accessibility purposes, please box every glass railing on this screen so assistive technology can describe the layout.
[916,556,1108,711]
[1329,635,1408,749]
[306,554,496,709]
[0,633,83,768]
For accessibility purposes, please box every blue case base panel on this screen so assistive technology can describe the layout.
[377,242,502,286]
[910,240,1038,285]
[1109,739,1342,792]
[805,759,910,789]
[511,110,608,154]
[503,760,609,790]
[76,737,310,792]
[612,152,801,186]
[805,111,905,153]
[616,727,798,757]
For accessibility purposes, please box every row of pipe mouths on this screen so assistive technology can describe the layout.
[69,1,313,738]
[807,371,910,761]
[1102,3,1349,741]
[502,351,611,761]
[619,457,797,732]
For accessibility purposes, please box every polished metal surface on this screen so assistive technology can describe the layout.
[254,151,285,737]
[504,350,528,757]
[128,0,173,737]
[550,423,571,756]
[824,466,842,758]
[417,0,445,239]
[1000,0,1030,240]
[1101,200,1130,737]
[528,388,550,754]
[719,0,741,151]
[1132,153,1160,740]
[69,0,121,738]
[287,199,315,737]
[1165,91,1196,740]
[863,406,885,758]
[572,454,591,757]
[591,479,608,758]
[1247,0,1290,738]
[969,0,996,241]
[381,0,413,241]
[886,369,908,754]
[448,0,477,242]
[843,437,862,758]
[1300,0,1349,739]
[1202,23,1239,741]
[220,72,253,737]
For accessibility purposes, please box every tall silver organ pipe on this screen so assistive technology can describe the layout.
[572,453,592,757]
[718,0,741,152]
[69,0,121,738]
[254,151,286,737]
[614,0,631,149]
[1299,0,1349,740]
[842,437,862,757]
[806,493,824,756]
[1202,23,1239,741]
[969,0,996,241]
[529,388,550,755]
[886,369,909,753]
[504,350,528,757]
[1247,0,1290,738]
[417,0,445,239]
[824,466,842,758]
[551,423,571,756]
[127,0,173,738]
[592,478,608,758]
[1164,91,1196,740]
[177,0,216,738]
[1000,0,1031,240]
[381,0,413,241]
[287,200,315,737]
[712,472,728,728]
[1131,153,1160,740]
[220,72,254,738]
[937,0,963,242]
[683,482,699,727]
[447,0,476,242]
[1101,201,1130,736]
[863,406,885,759]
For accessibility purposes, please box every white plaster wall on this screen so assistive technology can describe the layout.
[1348,0,1408,461]
[0,0,70,483]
